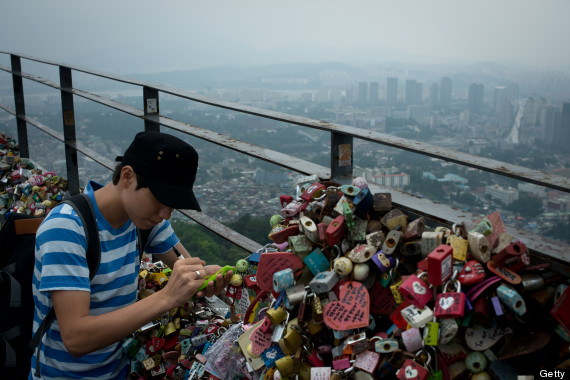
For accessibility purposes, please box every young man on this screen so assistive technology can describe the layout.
[30,131,233,379]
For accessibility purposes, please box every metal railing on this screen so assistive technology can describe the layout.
[1,51,569,271]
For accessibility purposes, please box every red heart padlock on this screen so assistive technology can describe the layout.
[397,358,429,380]
[458,260,486,286]
[399,273,433,308]
[434,279,466,318]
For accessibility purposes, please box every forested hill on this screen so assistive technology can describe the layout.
[171,214,273,266]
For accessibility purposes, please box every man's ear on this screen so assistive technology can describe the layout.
[119,165,135,188]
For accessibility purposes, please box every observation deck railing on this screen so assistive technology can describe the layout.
[0,51,568,274]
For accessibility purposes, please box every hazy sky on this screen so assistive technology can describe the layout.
[2,0,569,73]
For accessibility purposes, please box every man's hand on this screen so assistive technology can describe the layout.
[161,257,206,307]
[196,265,234,298]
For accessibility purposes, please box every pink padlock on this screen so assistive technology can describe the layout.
[399,273,432,308]
[332,357,351,370]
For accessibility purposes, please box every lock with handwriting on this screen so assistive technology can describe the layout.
[434,279,465,318]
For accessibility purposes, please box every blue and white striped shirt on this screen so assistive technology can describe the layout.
[30,181,179,379]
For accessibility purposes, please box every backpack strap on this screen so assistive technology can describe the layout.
[30,193,101,377]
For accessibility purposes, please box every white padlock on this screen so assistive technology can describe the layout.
[401,304,434,329]
[468,231,490,263]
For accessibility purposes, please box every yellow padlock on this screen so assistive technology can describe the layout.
[312,297,323,323]
[139,269,149,280]
[390,277,404,304]
[279,326,303,355]
[142,357,156,370]
[449,235,468,262]
[299,362,312,380]
[307,319,324,335]
[149,272,168,285]
[266,306,288,325]
[275,348,302,377]
[164,322,177,336]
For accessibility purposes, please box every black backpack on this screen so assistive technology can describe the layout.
[0,194,149,379]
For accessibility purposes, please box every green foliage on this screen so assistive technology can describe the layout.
[544,220,570,244]
[171,213,273,266]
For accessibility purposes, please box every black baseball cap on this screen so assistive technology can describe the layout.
[116,131,201,211]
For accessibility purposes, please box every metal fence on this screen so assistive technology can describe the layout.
[0,51,568,271]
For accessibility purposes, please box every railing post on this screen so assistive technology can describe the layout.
[59,66,80,195]
[143,86,160,132]
[10,55,29,158]
[331,132,353,183]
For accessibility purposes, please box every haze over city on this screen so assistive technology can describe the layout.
[2,0,569,74]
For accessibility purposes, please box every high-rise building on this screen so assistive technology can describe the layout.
[358,82,368,104]
[468,83,484,113]
[369,82,379,105]
[494,86,508,111]
[494,86,512,126]
[542,106,560,145]
[387,77,398,105]
[439,77,452,106]
[429,83,439,105]
[561,102,570,147]
[406,80,422,105]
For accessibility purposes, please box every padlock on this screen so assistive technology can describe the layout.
[340,184,360,197]
[401,327,423,353]
[300,215,320,242]
[309,271,339,294]
[312,295,324,323]
[354,350,380,374]
[404,217,426,240]
[468,231,490,263]
[397,356,430,380]
[496,284,526,316]
[285,284,306,308]
[434,279,466,318]
[288,235,313,256]
[371,250,396,273]
[366,231,385,249]
[345,332,369,353]
[381,208,408,231]
[191,334,208,348]
[266,306,289,325]
[347,244,376,263]
[281,200,304,217]
[326,215,346,246]
[333,195,354,216]
[399,273,433,308]
[273,267,295,293]
[353,187,373,219]
[424,318,439,346]
[491,241,527,267]
[269,224,299,244]
[448,235,469,262]
[458,260,486,286]
[421,231,445,257]
[225,284,242,299]
[427,245,453,287]
[301,182,326,202]
[401,304,434,328]
[471,217,493,236]
[279,326,304,355]
[298,289,313,323]
[304,247,330,275]
[333,356,352,370]
[382,230,404,255]
[401,241,423,257]
[465,351,488,374]
[275,353,301,378]
[389,270,405,304]
[334,257,353,277]
[373,338,399,353]
[373,192,392,212]
[261,345,285,368]
[353,263,370,281]
[343,202,354,232]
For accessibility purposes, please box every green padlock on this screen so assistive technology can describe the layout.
[424,320,439,346]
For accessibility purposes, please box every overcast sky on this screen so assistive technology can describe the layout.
[2,0,569,74]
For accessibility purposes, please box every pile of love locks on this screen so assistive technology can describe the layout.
[0,132,68,225]
[131,174,570,380]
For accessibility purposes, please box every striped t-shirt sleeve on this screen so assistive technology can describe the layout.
[35,203,90,293]
[145,219,179,255]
